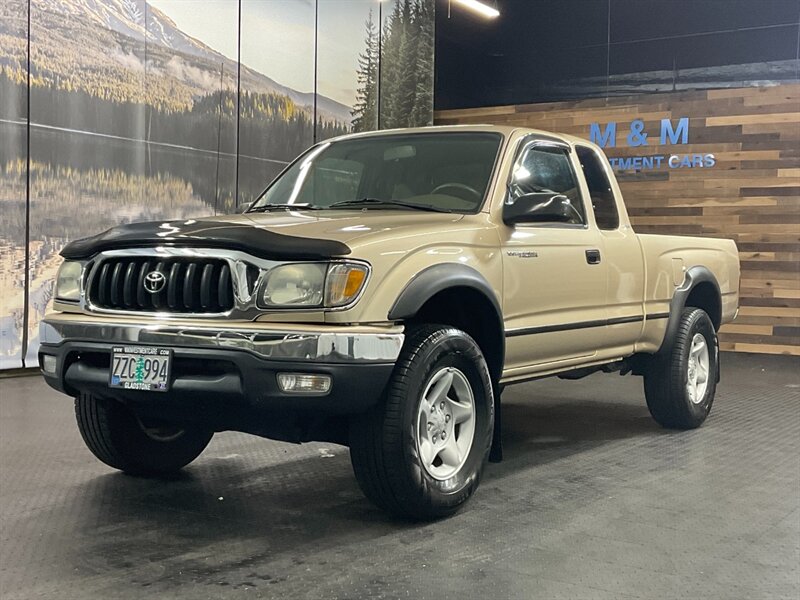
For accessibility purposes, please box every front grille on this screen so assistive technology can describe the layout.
[88,257,235,313]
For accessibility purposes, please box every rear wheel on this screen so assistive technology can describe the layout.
[349,324,494,520]
[75,393,213,476]
[644,307,718,429]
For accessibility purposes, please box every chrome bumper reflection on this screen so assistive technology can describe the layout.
[40,319,404,364]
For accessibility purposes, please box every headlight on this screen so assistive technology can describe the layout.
[262,263,326,307]
[55,261,82,301]
[260,262,369,309]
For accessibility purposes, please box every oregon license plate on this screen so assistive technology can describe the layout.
[109,346,172,392]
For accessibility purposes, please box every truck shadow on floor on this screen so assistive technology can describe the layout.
[25,389,664,593]
[492,394,657,467]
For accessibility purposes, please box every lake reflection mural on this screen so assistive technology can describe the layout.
[0,0,435,369]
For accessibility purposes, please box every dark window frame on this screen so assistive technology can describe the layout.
[575,144,621,231]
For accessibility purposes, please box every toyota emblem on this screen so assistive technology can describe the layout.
[143,271,167,294]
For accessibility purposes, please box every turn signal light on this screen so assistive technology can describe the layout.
[325,264,369,307]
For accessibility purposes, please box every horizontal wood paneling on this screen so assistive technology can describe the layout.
[436,84,800,356]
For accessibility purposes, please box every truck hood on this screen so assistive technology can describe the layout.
[61,211,465,261]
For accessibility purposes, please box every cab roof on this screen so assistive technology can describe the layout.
[329,123,595,149]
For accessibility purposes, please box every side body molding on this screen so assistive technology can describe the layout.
[658,265,721,356]
[387,263,502,324]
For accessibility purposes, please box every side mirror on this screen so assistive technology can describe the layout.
[238,201,253,214]
[503,192,577,226]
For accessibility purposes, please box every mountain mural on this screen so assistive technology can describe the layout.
[0,0,351,123]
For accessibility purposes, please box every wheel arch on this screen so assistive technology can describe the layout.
[658,265,722,356]
[388,264,504,384]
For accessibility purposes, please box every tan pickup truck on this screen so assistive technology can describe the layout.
[40,125,739,520]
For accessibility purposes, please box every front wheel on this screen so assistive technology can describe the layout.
[349,325,494,520]
[75,393,213,476]
[644,307,719,429]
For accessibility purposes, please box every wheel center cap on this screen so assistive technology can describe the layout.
[430,410,446,437]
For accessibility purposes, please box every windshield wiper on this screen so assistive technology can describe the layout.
[247,203,322,213]
[328,198,453,213]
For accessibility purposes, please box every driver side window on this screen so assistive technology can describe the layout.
[509,144,586,225]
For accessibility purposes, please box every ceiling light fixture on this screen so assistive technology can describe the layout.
[452,0,500,19]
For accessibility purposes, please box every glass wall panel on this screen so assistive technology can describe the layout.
[238,0,316,206]
[1,0,437,369]
[26,0,145,365]
[145,0,240,215]
[0,0,28,368]
[379,0,434,129]
[25,0,147,365]
[316,0,374,140]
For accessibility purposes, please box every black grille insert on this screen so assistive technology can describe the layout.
[89,257,234,313]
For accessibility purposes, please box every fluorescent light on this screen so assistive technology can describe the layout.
[453,0,499,18]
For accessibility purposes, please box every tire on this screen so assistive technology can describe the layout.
[644,307,718,429]
[349,324,494,521]
[75,393,213,476]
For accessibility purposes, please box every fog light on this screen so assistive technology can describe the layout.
[41,355,57,375]
[277,373,332,395]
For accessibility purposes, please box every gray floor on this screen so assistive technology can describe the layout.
[1,352,798,600]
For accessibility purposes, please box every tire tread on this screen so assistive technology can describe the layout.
[350,324,492,520]
[645,307,717,429]
[74,393,212,475]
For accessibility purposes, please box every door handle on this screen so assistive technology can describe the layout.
[585,249,601,265]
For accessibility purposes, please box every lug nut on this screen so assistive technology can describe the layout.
[440,401,445,409]
[445,415,451,422]
[427,422,432,431]
[441,432,446,440]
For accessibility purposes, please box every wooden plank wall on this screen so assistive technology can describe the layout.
[436,84,800,356]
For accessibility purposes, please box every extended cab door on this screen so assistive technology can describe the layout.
[574,144,646,358]
[500,137,608,375]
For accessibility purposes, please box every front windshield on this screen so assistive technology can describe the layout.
[251,132,503,213]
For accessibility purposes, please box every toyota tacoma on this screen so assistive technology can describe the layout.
[39,125,740,520]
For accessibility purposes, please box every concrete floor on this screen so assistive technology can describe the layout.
[0,352,798,599]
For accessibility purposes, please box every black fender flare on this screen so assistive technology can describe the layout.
[387,265,504,377]
[387,263,503,325]
[657,265,721,357]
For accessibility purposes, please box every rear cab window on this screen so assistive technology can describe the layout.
[576,145,620,230]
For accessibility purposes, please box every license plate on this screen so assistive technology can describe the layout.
[109,346,172,392]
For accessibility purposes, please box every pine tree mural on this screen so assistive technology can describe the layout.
[410,0,434,126]
[377,0,404,127]
[351,0,434,133]
[351,10,379,133]
[395,0,419,124]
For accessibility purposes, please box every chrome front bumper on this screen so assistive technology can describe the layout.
[40,317,405,364]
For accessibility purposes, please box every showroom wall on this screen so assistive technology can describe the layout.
[0,0,435,370]
[435,0,800,356]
